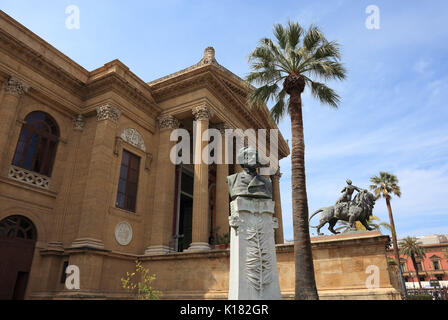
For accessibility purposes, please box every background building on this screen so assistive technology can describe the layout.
[388,234,448,289]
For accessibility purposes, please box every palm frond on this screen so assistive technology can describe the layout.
[273,24,287,50]
[370,172,401,199]
[303,25,326,53]
[286,20,303,51]
[246,20,346,123]
[307,80,340,108]
[270,90,288,124]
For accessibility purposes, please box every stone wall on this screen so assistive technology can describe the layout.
[137,231,401,300]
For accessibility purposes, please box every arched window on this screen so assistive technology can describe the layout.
[0,215,37,241]
[12,111,59,177]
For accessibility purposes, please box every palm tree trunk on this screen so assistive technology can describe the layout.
[289,90,319,300]
[411,254,422,289]
[385,197,406,296]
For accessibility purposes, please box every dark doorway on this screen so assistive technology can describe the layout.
[178,194,193,251]
[0,215,37,300]
[175,167,194,252]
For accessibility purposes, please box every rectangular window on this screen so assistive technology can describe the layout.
[416,262,423,272]
[116,150,140,212]
[433,261,440,270]
[400,263,406,273]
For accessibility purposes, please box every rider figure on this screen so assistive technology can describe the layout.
[334,179,361,218]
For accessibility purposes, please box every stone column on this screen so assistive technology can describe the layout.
[71,104,121,250]
[0,76,29,171]
[188,105,213,252]
[145,115,179,255]
[214,123,231,238]
[271,169,284,244]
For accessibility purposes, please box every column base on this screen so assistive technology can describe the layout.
[46,241,65,252]
[71,238,105,250]
[187,242,211,252]
[144,245,172,256]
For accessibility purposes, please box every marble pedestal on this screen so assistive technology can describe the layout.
[228,197,282,300]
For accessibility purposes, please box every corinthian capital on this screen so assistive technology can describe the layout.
[271,169,282,182]
[214,122,232,135]
[192,105,213,121]
[96,104,121,123]
[4,76,30,97]
[157,114,179,130]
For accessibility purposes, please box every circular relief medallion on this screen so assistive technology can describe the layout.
[115,221,133,246]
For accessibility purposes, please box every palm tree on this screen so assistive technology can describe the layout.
[399,237,426,289]
[335,215,391,233]
[369,172,402,271]
[370,172,405,296]
[246,21,346,300]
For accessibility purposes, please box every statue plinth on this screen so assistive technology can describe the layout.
[228,196,282,300]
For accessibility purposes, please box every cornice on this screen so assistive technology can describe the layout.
[85,72,160,118]
[151,68,289,158]
[0,29,86,99]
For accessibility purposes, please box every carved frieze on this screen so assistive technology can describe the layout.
[120,128,146,152]
[157,115,179,130]
[4,76,30,97]
[96,104,121,123]
[192,105,214,121]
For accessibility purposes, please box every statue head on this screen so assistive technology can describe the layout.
[237,146,260,169]
[346,179,352,185]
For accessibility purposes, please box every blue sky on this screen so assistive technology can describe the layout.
[2,1,447,240]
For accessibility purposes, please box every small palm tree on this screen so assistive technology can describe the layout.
[246,21,346,300]
[399,237,426,289]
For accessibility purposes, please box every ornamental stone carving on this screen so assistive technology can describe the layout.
[120,128,146,152]
[4,76,30,97]
[114,221,133,246]
[96,104,121,123]
[214,122,232,135]
[9,165,50,189]
[157,114,179,130]
[73,114,86,131]
[198,47,219,66]
[145,152,153,171]
[271,170,282,182]
[192,105,214,121]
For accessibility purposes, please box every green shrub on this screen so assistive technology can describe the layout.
[121,260,161,300]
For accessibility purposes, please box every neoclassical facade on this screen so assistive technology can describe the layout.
[0,11,289,299]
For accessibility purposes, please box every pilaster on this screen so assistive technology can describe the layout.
[71,104,121,250]
[145,115,179,255]
[0,76,29,171]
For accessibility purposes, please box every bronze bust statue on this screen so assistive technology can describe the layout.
[226,147,272,200]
